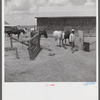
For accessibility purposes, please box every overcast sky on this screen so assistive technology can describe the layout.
[5,0,96,25]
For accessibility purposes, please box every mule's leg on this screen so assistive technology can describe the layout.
[62,39,64,47]
[55,38,57,41]
[59,39,61,47]
[8,33,10,37]
[68,39,70,45]
[59,40,61,47]
[65,39,66,45]
[57,39,59,46]
[18,34,20,39]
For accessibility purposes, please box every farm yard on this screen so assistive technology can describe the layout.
[5,32,96,82]
[4,2,97,100]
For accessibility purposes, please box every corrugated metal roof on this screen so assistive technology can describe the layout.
[4,25,17,27]
[35,6,96,18]
[35,12,96,18]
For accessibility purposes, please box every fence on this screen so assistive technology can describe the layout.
[28,34,41,60]
[9,34,41,60]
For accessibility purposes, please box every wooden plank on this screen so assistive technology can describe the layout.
[28,46,41,60]
[15,47,19,59]
[10,34,13,48]
[78,30,84,50]
[18,33,40,60]
[8,33,41,60]
[29,45,38,57]
[28,34,41,60]
[11,37,28,46]
[5,47,19,59]
[31,47,41,60]
[28,42,32,59]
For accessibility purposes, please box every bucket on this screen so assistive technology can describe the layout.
[83,42,90,52]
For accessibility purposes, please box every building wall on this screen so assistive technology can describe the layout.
[37,17,96,26]
[37,17,96,35]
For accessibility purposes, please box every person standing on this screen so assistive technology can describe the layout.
[69,29,76,53]
[30,27,39,37]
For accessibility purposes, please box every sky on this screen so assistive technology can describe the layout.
[4,0,96,25]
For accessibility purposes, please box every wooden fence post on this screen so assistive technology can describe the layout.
[28,34,41,60]
[78,30,84,50]
[10,34,13,48]
[38,34,40,47]
[15,47,19,59]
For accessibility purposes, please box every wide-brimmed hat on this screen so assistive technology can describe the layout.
[30,28,34,31]
[72,29,75,31]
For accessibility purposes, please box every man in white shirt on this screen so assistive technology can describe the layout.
[69,29,75,53]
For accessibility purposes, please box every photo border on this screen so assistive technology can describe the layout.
[1,0,99,100]
[98,0,100,100]
[0,0,2,100]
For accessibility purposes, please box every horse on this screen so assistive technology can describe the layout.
[39,30,48,38]
[62,30,71,45]
[30,29,48,39]
[53,31,64,47]
[53,30,71,47]
[5,28,26,39]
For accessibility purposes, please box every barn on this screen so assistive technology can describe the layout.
[35,6,96,36]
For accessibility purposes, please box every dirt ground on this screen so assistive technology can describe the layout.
[5,35,96,82]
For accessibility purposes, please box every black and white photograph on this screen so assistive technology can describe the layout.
[4,0,96,82]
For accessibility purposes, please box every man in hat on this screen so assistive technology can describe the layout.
[69,29,76,53]
[30,27,39,37]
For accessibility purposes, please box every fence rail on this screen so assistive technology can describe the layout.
[10,34,41,60]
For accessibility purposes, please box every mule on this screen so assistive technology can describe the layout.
[63,30,71,45]
[5,28,26,39]
[53,31,64,47]
[30,30,48,39]
[53,30,71,47]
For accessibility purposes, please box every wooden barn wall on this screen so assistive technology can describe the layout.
[37,17,96,30]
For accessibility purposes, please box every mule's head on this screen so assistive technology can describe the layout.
[40,30,48,38]
[64,30,69,34]
[21,28,26,34]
